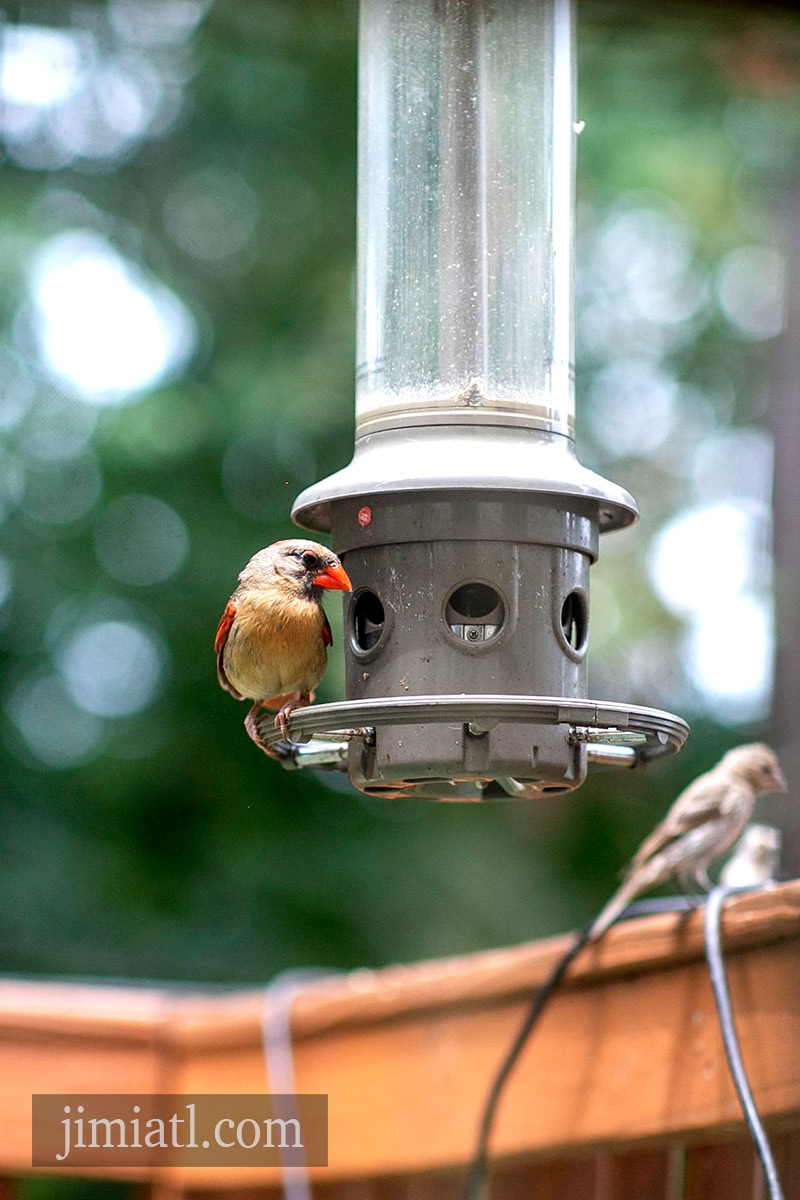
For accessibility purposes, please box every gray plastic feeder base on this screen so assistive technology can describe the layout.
[257,694,689,801]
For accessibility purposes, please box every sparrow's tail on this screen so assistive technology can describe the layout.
[589,857,664,942]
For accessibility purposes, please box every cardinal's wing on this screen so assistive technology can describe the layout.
[215,599,244,699]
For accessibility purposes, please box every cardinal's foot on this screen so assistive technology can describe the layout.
[274,692,311,740]
[245,701,285,760]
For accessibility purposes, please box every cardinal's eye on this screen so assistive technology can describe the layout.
[762,763,772,774]
[302,552,319,570]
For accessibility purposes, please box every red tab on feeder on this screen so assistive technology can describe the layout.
[358,506,372,527]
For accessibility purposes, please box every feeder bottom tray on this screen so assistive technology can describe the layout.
[256,695,689,801]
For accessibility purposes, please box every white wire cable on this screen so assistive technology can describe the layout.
[262,969,342,1200]
[704,887,785,1200]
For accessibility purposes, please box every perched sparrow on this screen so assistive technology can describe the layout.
[720,823,782,889]
[589,744,787,941]
[215,540,351,757]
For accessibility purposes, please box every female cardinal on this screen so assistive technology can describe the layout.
[589,743,787,940]
[215,540,351,757]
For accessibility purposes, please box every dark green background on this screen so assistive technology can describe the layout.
[0,1,795,994]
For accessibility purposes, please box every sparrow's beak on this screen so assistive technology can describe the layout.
[771,768,788,794]
[315,562,352,591]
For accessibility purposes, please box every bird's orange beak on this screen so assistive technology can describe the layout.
[771,768,789,793]
[315,562,352,591]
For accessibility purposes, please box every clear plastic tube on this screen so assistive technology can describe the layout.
[356,0,575,434]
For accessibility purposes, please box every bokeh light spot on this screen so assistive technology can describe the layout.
[579,202,708,362]
[684,595,773,724]
[588,361,678,457]
[0,554,13,609]
[6,671,103,768]
[1,26,85,108]
[164,168,260,263]
[57,619,165,717]
[0,448,26,522]
[20,392,98,462]
[94,494,189,585]
[29,230,197,405]
[0,345,37,432]
[716,245,785,340]
[691,428,774,507]
[648,501,763,616]
[648,499,773,718]
[109,0,211,46]
[21,454,102,526]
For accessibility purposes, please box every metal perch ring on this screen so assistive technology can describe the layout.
[256,694,689,773]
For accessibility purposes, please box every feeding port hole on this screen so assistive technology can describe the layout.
[352,590,386,652]
[446,583,505,644]
[560,591,587,653]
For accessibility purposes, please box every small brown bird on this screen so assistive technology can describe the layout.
[589,743,787,941]
[215,540,351,756]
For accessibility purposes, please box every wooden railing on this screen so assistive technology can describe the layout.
[2,881,800,1198]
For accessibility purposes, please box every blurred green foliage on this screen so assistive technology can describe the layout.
[0,0,797,990]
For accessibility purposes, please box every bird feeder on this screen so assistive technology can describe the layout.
[266,0,689,798]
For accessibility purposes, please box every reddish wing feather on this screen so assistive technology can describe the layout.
[215,599,244,699]
[215,599,236,653]
[322,612,333,647]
